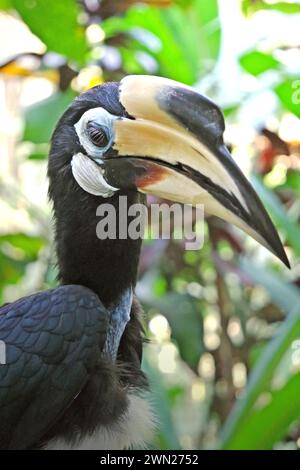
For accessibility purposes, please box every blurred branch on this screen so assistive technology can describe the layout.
[207,218,236,422]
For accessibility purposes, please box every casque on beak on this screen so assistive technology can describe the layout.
[100,75,289,267]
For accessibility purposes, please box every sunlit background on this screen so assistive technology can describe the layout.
[1,0,300,450]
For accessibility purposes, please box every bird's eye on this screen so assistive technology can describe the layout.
[87,122,109,147]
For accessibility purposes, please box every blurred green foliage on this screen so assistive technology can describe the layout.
[13,0,88,62]
[102,0,220,83]
[1,0,300,450]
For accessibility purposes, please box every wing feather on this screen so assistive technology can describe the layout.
[0,285,108,449]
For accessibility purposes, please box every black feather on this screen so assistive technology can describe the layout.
[0,83,148,450]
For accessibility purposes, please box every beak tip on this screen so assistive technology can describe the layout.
[277,246,290,269]
[264,228,290,268]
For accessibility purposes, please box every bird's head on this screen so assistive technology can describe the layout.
[49,75,289,267]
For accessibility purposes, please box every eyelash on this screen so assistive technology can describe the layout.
[87,122,109,147]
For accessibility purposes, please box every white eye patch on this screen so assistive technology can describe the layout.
[71,152,118,197]
[74,107,119,160]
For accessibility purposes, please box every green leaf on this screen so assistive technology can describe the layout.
[0,233,45,259]
[252,175,300,257]
[223,373,300,449]
[0,233,45,301]
[0,0,12,10]
[27,149,48,160]
[275,78,300,118]
[11,0,87,63]
[222,104,239,117]
[0,252,26,298]
[278,170,300,198]
[220,304,300,449]
[189,0,221,64]
[131,6,201,84]
[239,258,300,313]
[102,0,221,85]
[242,0,300,15]
[119,47,149,75]
[23,90,75,144]
[239,51,280,76]
[151,293,204,369]
[269,2,300,14]
[174,0,194,7]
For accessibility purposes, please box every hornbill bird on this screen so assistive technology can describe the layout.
[0,75,289,450]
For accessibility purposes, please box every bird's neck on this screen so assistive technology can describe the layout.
[53,189,144,307]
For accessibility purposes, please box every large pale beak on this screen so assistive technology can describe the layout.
[102,75,289,267]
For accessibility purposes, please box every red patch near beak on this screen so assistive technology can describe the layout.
[135,161,170,189]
